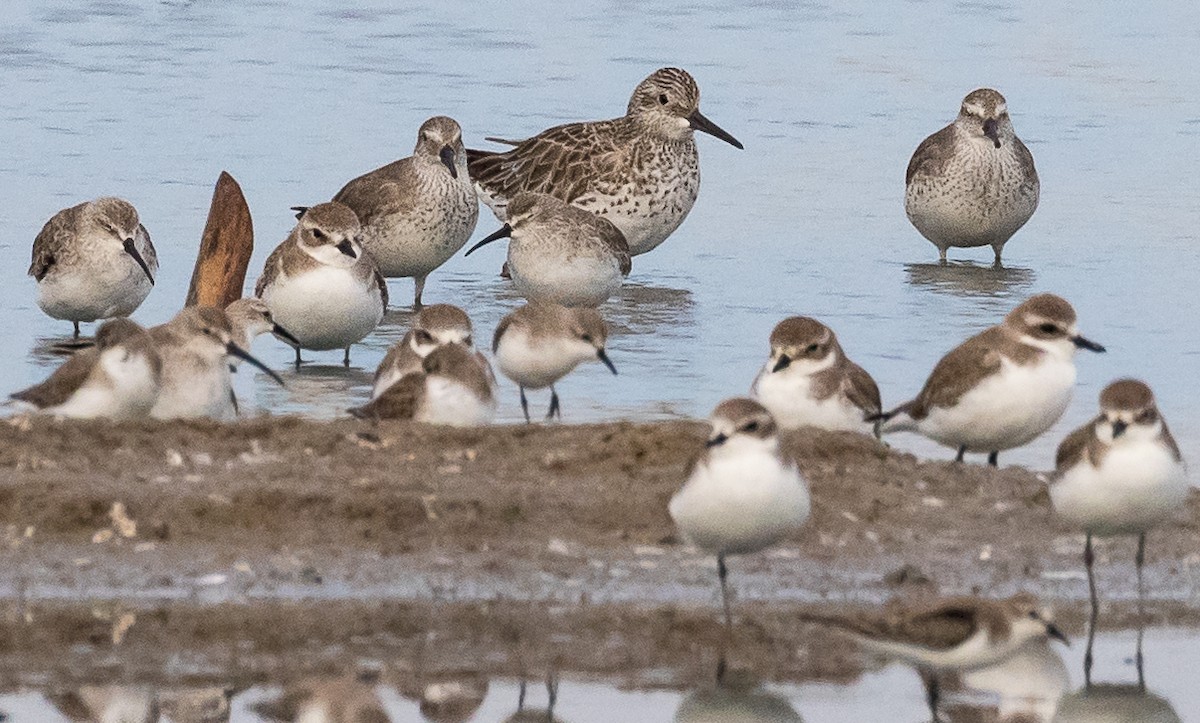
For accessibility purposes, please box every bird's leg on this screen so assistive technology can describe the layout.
[992,245,1004,267]
[987,450,999,467]
[546,669,558,713]
[294,346,302,370]
[516,679,526,712]
[1136,532,1147,690]
[938,248,948,265]
[72,321,81,339]
[413,276,426,311]
[718,553,733,632]
[1084,533,1098,688]
[955,445,966,463]
[546,386,560,421]
[519,387,531,424]
[343,347,351,367]
[922,671,942,723]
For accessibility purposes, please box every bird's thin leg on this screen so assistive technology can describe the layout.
[516,679,526,711]
[343,347,351,367]
[987,451,999,467]
[1084,533,1098,688]
[955,445,966,463]
[519,387,531,424]
[938,248,948,265]
[413,276,426,311]
[718,553,733,632]
[293,346,302,370]
[546,670,558,713]
[992,245,1004,267]
[72,321,81,339]
[546,385,560,421]
[1136,532,1147,691]
[922,671,942,723]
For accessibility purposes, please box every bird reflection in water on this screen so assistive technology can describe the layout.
[904,261,1035,299]
[673,657,802,723]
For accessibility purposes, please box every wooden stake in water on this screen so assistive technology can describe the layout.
[185,171,254,308]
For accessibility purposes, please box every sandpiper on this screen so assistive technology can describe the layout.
[47,685,158,723]
[906,88,1039,264]
[149,306,283,420]
[468,67,743,256]
[350,343,495,426]
[465,192,631,307]
[492,302,618,423]
[669,398,811,628]
[1050,379,1187,685]
[10,318,160,419]
[751,316,881,435]
[224,297,301,368]
[255,202,387,367]
[876,293,1105,466]
[799,595,1068,722]
[372,303,479,399]
[28,197,158,338]
[330,115,478,309]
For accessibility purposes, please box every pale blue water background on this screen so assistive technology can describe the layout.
[1,0,1198,474]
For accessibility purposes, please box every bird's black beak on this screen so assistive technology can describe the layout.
[122,238,155,283]
[290,205,310,220]
[1111,419,1128,438]
[1072,335,1106,353]
[706,433,729,448]
[772,354,792,373]
[272,322,301,347]
[439,145,458,178]
[1045,622,1070,646]
[335,239,357,259]
[464,224,512,256]
[688,109,744,150]
[597,349,618,375]
[226,342,285,386]
[982,118,1001,148]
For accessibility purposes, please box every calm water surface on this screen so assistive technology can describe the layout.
[2,0,1198,471]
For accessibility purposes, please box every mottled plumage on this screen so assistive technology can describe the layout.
[332,116,478,308]
[906,88,1039,264]
[468,67,742,256]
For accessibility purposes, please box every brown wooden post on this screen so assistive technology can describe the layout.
[184,171,254,308]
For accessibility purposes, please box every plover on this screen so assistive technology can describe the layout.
[149,306,283,420]
[255,202,387,367]
[877,293,1105,466]
[1050,379,1187,685]
[465,192,632,307]
[906,88,1039,264]
[224,297,301,368]
[10,318,160,420]
[350,343,495,426]
[28,197,158,337]
[799,595,1068,722]
[750,316,881,435]
[330,115,478,309]
[492,302,618,423]
[371,303,479,399]
[253,677,386,722]
[669,398,810,628]
[468,67,742,256]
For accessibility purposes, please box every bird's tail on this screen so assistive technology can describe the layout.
[465,148,496,165]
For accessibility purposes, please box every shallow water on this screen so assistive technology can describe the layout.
[0,630,1194,721]
[2,0,1198,471]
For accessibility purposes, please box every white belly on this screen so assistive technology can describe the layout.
[362,191,478,278]
[262,267,383,351]
[668,451,810,556]
[37,251,153,322]
[495,331,585,389]
[151,355,233,420]
[417,377,495,427]
[46,350,159,419]
[919,357,1074,452]
[753,368,870,434]
[508,246,623,308]
[1051,443,1189,536]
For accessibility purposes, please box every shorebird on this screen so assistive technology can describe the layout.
[252,677,387,723]
[256,202,387,367]
[28,197,158,338]
[468,67,743,257]
[464,192,631,307]
[1050,379,1187,686]
[9,318,160,419]
[350,343,495,426]
[149,306,283,420]
[799,595,1068,722]
[669,398,811,629]
[46,685,159,723]
[371,303,478,399]
[330,115,478,309]
[1055,684,1181,722]
[906,88,1039,265]
[675,666,802,723]
[751,316,881,435]
[876,293,1105,466]
[492,302,617,423]
[224,297,301,368]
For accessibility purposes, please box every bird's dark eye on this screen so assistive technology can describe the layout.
[1039,323,1058,334]
[580,333,593,343]
[312,229,326,240]
[415,330,434,344]
[806,343,819,353]
[658,93,669,105]
[1136,409,1158,423]
[1028,610,1039,619]
[742,421,760,433]
[463,335,473,347]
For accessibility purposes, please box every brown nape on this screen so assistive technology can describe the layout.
[711,397,777,439]
[93,317,146,348]
[1007,293,1076,325]
[1099,378,1156,411]
[769,316,833,351]
[414,304,472,333]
